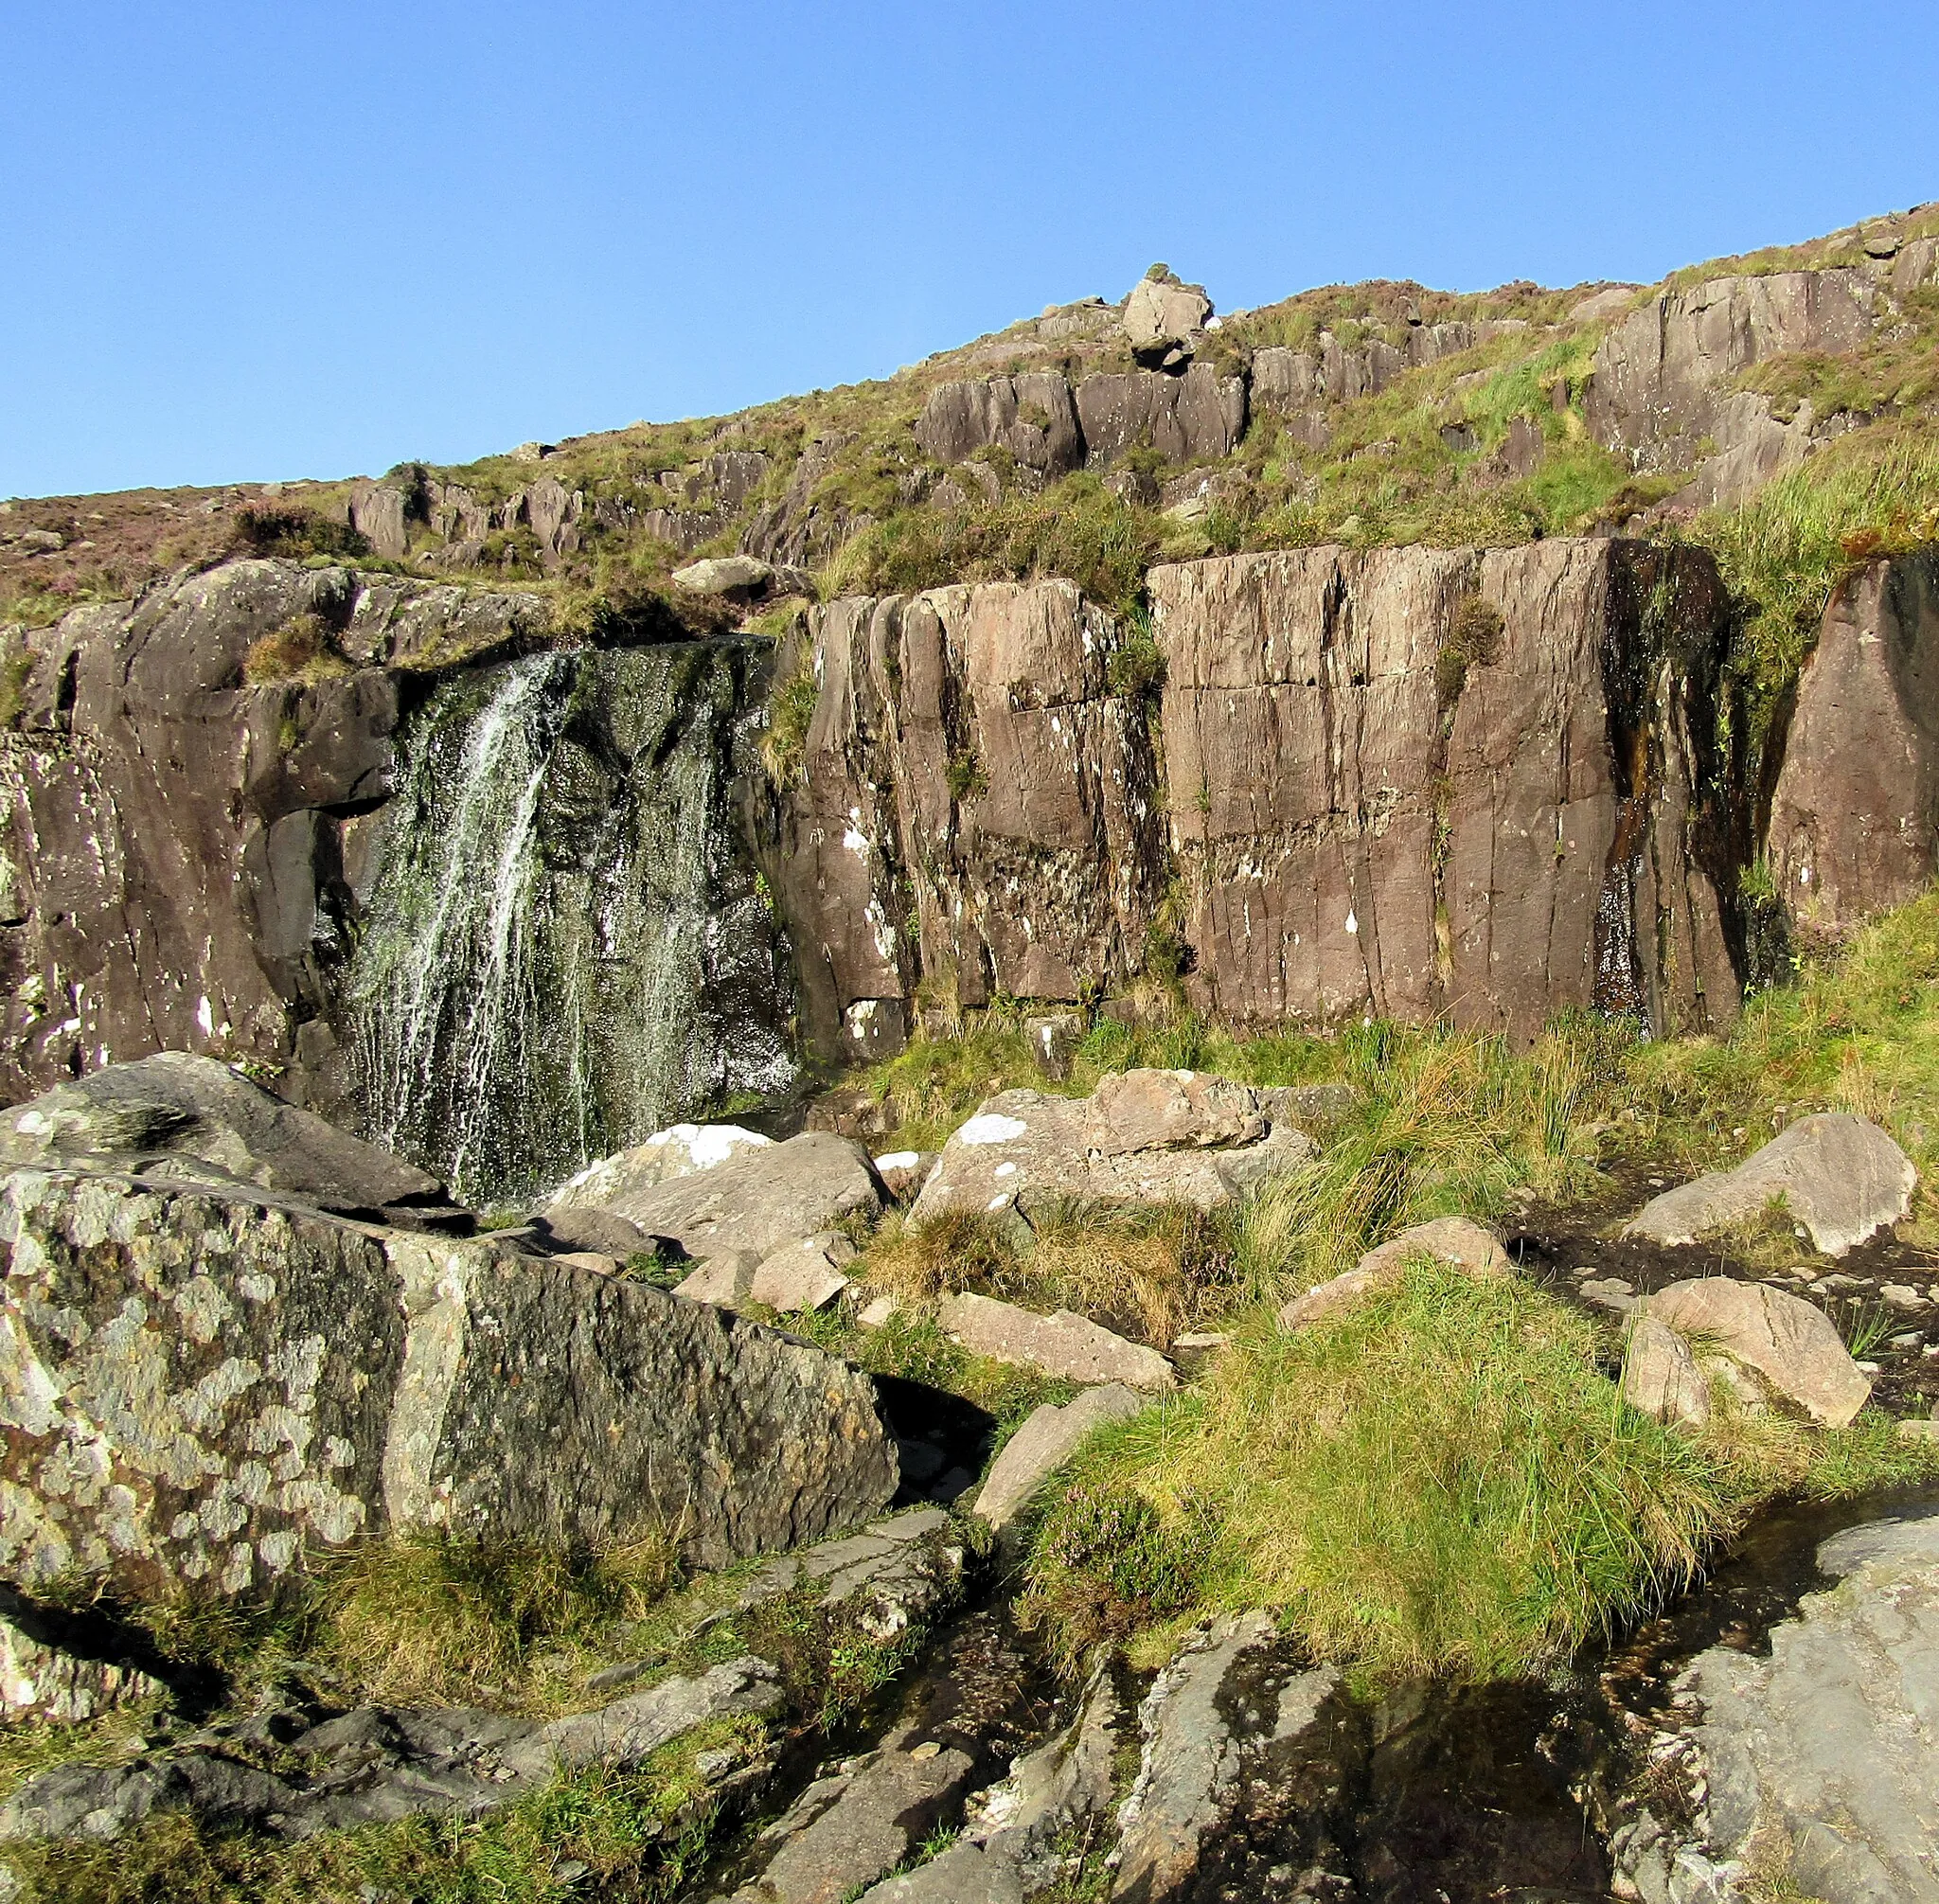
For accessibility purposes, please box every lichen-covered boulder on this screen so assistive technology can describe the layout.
[0,1168,899,1598]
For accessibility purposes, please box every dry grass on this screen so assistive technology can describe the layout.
[317,1531,681,1713]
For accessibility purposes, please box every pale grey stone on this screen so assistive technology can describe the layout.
[970,1386,1147,1539]
[938,1292,1175,1390]
[1640,1278,1871,1428]
[1623,1113,1914,1257]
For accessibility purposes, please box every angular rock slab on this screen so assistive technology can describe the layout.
[730,1722,980,1904]
[938,1292,1176,1390]
[0,1168,898,1596]
[747,1234,857,1313]
[0,1591,167,1724]
[1623,1112,1914,1257]
[913,1075,1315,1223]
[0,1053,454,1229]
[970,1385,1147,1539]
[1621,1314,1712,1431]
[1114,1611,1341,1902]
[1278,1216,1509,1333]
[1616,1513,1939,1904]
[0,1656,782,1846]
[1640,1278,1871,1428]
[542,1120,773,1215]
[552,1130,879,1267]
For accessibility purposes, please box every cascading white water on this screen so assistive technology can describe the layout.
[347,643,793,1208]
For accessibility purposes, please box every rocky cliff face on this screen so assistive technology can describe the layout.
[766,580,1165,1061]
[0,561,792,1202]
[774,540,1743,1055]
[1768,551,1939,941]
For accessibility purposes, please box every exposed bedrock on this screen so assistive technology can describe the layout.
[0,559,792,1201]
[1767,550,1939,942]
[778,538,1745,1055]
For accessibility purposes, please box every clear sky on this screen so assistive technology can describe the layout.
[3,1,1933,500]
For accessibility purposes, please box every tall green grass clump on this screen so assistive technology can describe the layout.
[1691,422,1939,743]
[1026,1262,1735,1681]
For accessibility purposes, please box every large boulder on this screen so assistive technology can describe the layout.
[1766,552,1939,940]
[1622,1112,1915,1257]
[1122,274,1213,364]
[543,1130,881,1268]
[0,1053,461,1230]
[1610,1512,1939,1904]
[0,1167,899,1595]
[911,1073,1316,1223]
[1632,1278,1871,1428]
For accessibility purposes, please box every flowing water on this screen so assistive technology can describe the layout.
[347,641,794,1207]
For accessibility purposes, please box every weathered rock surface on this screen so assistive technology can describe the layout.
[0,560,537,1109]
[1623,1112,1915,1256]
[745,1233,857,1313]
[0,1167,899,1593]
[548,1130,880,1268]
[545,1123,774,1209]
[912,1074,1316,1223]
[766,580,1167,1057]
[969,1385,1146,1539]
[937,1293,1175,1390]
[1150,540,1740,1041]
[0,1054,460,1230]
[0,1656,783,1846]
[730,1722,981,1904]
[1621,1313,1712,1431]
[914,373,1084,476]
[1076,364,1246,464]
[0,1586,168,1723]
[1277,1216,1510,1333]
[1586,268,1877,477]
[1768,552,1939,940]
[1634,1277,1872,1427]
[1122,274,1213,359]
[1113,1612,1341,1903]
[1610,1512,1939,1904]
[0,561,795,1202]
[856,1667,1124,1902]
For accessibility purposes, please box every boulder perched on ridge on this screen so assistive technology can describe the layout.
[1623,1112,1914,1257]
[0,1166,899,1596]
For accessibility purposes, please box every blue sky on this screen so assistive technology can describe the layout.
[3,1,1933,499]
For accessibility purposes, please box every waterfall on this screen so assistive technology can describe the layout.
[347,643,794,1208]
